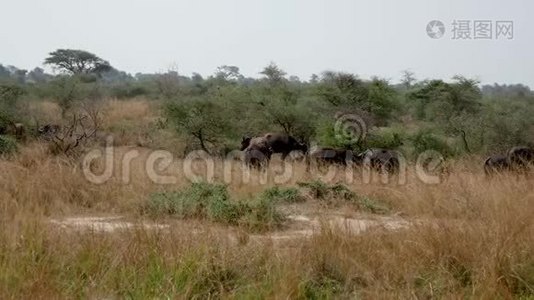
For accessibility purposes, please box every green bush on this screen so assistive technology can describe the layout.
[0,135,17,155]
[145,182,284,230]
[365,128,405,149]
[297,180,331,200]
[145,182,242,224]
[260,186,304,204]
[356,195,390,214]
[297,180,389,213]
[241,196,285,231]
[412,129,453,157]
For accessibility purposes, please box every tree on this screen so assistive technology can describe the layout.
[316,72,396,125]
[0,84,25,135]
[260,62,286,85]
[214,65,243,82]
[50,76,81,116]
[44,49,112,75]
[401,70,416,89]
[309,74,319,84]
[155,70,181,99]
[27,67,51,83]
[165,97,232,154]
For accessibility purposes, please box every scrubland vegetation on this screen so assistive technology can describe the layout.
[0,50,533,298]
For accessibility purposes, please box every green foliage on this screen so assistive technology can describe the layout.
[480,99,534,153]
[241,195,286,231]
[367,78,398,123]
[0,84,25,127]
[145,183,284,231]
[412,129,453,157]
[260,186,305,204]
[260,93,316,142]
[365,127,405,150]
[317,73,397,125]
[48,76,82,115]
[297,180,389,213]
[44,49,112,75]
[260,62,287,86]
[109,83,149,99]
[165,96,233,154]
[2,55,534,159]
[315,119,358,150]
[145,182,241,223]
[0,135,17,155]
[408,77,481,122]
[0,84,24,106]
[301,277,343,299]
[357,195,390,214]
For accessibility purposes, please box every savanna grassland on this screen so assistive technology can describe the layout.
[1,55,534,298]
[0,98,532,299]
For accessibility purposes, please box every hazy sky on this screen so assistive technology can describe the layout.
[1,0,533,86]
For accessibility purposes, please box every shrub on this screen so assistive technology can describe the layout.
[365,128,405,150]
[165,96,233,154]
[0,84,25,127]
[0,135,17,155]
[297,180,389,213]
[145,182,243,224]
[412,129,453,157]
[144,182,285,230]
[297,180,331,200]
[356,195,390,214]
[260,186,304,204]
[240,196,285,231]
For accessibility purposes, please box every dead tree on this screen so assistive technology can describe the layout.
[49,108,100,156]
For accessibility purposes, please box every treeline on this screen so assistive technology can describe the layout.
[1,49,534,159]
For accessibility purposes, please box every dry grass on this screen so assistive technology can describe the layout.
[101,98,155,129]
[27,100,63,124]
[0,98,533,298]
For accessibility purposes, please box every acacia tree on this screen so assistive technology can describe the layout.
[214,65,243,82]
[260,62,286,85]
[165,96,232,155]
[44,49,112,75]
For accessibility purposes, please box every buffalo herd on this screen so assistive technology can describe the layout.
[240,133,401,173]
[484,146,534,175]
[241,132,534,176]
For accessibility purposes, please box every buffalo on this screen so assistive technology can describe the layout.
[38,124,61,140]
[360,148,401,173]
[241,133,307,160]
[307,147,359,166]
[483,154,510,175]
[483,146,534,176]
[508,146,534,171]
[242,136,272,169]
[243,148,272,169]
[0,122,26,140]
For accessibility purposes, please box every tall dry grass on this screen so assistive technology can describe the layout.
[0,98,532,298]
[1,143,533,298]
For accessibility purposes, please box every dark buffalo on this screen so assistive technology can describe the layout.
[38,124,61,140]
[0,122,26,140]
[508,146,534,171]
[13,123,25,140]
[307,147,359,166]
[483,154,510,175]
[241,133,307,160]
[243,138,272,169]
[360,148,401,173]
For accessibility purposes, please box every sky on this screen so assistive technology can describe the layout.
[1,0,533,86]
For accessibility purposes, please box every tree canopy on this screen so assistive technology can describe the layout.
[44,49,112,75]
